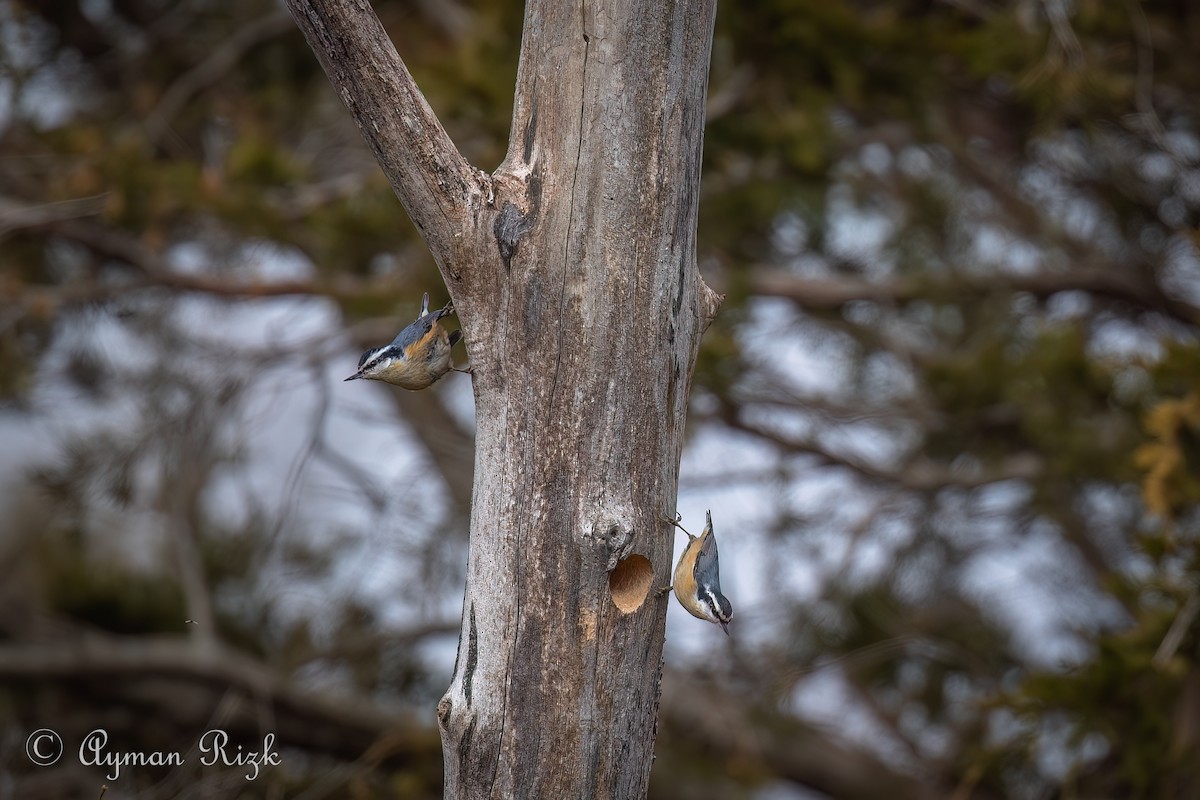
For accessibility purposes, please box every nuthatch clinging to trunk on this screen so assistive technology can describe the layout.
[661,510,733,634]
[344,292,465,389]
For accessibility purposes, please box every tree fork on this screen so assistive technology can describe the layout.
[286,1,720,797]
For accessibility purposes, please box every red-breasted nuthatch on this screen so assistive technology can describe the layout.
[661,510,733,634]
[344,292,464,389]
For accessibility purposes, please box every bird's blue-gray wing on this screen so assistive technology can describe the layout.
[694,531,721,587]
[388,315,435,353]
[389,300,454,357]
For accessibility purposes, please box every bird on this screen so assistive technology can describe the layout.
[344,293,464,389]
[660,510,733,634]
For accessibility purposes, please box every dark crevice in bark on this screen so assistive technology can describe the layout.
[464,603,478,706]
[494,201,534,271]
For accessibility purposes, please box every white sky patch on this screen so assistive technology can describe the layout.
[1178,168,1200,204]
[789,667,921,774]
[825,190,895,272]
[897,145,934,179]
[668,425,783,656]
[969,225,1042,274]
[770,212,808,258]
[861,349,917,400]
[1033,714,1110,783]
[1044,290,1093,320]
[1086,315,1166,362]
[16,54,88,129]
[958,521,1127,668]
[1138,151,1177,185]
[438,373,477,432]
[738,297,854,397]
[816,421,908,469]
[860,142,893,176]
[0,412,58,525]
[168,238,317,282]
[1162,235,1200,305]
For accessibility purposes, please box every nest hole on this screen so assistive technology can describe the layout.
[609,554,653,614]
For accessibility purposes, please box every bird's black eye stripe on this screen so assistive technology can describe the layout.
[704,588,732,621]
[358,348,389,371]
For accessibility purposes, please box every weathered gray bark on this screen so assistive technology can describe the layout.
[286,1,720,797]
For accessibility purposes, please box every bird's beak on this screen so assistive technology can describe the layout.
[719,618,730,636]
[344,373,362,382]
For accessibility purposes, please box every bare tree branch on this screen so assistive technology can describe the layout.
[716,408,1045,491]
[0,194,109,238]
[284,0,493,283]
[752,267,1200,327]
[3,217,384,314]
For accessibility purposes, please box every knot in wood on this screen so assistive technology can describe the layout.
[589,516,634,572]
[493,201,534,271]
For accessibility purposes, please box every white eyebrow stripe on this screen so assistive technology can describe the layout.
[703,588,726,619]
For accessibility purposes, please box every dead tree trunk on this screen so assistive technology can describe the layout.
[286,1,721,797]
